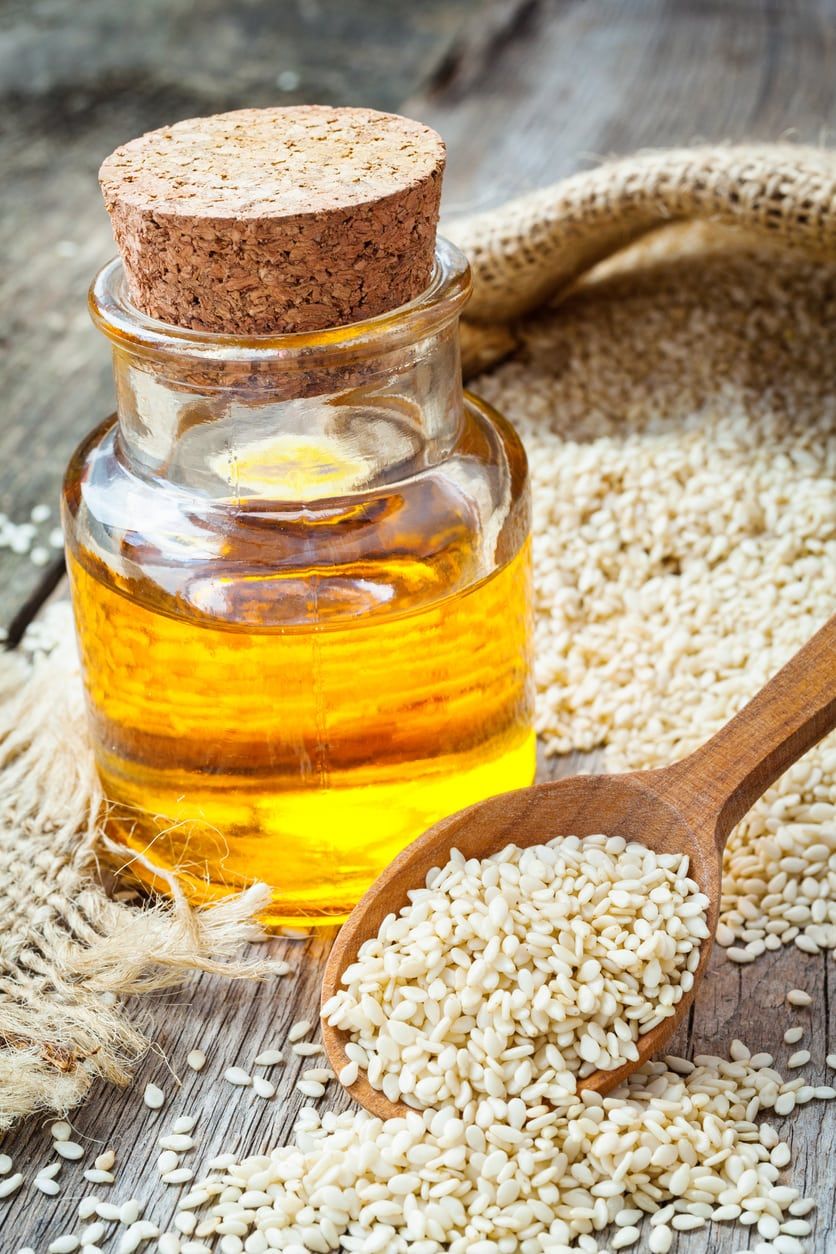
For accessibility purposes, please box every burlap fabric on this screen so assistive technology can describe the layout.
[1,143,834,1130]
[454,144,836,377]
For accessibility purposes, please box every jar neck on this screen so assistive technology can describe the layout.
[91,240,470,502]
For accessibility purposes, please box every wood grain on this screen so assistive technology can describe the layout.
[2,1,836,1250]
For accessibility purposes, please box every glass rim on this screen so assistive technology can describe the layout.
[89,236,471,364]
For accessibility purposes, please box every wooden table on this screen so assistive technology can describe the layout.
[2,2,835,1250]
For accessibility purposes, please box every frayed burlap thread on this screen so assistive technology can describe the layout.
[0,605,281,1130]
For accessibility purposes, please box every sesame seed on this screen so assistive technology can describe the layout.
[786,989,812,1007]
[253,1050,283,1066]
[0,1173,23,1198]
[287,1020,312,1042]
[144,1083,166,1109]
[186,1051,206,1072]
[223,1067,251,1087]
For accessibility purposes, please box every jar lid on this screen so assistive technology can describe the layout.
[99,106,446,335]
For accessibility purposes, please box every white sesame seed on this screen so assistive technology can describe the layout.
[0,1172,23,1198]
[290,1041,323,1056]
[80,1224,105,1245]
[95,1202,122,1221]
[94,1150,116,1171]
[252,1076,275,1099]
[223,1067,252,1087]
[120,1199,142,1225]
[158,1135,195,1151]
[786,989,812,1007]
[144,1083,166,1109]
[339,1061,359,1087]
[172,1116,197,1134]
[51,1121,72,1141]
[78,1197,101,1219]
[55,1140,85,1160]
[783,1027,804,1044]
[253,1050,283,1067]
[31,503,51,523]
[162,1168,195,1185]
[186,1051,206,1072]
[48,1239,80,1254]
[787,1050,811,1069]
[36,1161,61,1180]
[158,1237,181,1254]
[826,1053,836,1069]
[296,1079,325,1097]
[0,1153,11,1174]
[158,1151,180,1175]
[83,1169,115,1184]
[287,1020,312,1042]
[35,1175,61,1195]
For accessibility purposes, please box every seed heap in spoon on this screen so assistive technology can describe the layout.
[323,834,710,1111]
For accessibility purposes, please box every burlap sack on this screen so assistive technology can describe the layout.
[455,144,836,376]
[1,143,834,1129]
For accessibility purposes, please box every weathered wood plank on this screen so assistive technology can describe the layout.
[412,0,836,212]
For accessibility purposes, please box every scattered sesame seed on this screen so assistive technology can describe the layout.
[94,1150,115,1171]
[290,1042,323,1057]
[55,1140,85,1160]
[253,1049,283,1067]
[158,1135,195,1152]
[783,1026,804,1044]
[295,1079,325,1097]
[35,1175,61,1195]
[83,1168,115,1184]
[144,1083,166,1109]
[223,1067,251,1087]
[162,1168,195,1185]
[186,1051,206,1072]
[252,1076,275,1099]
[287,1019,311,1042]
[51,1121,72,1141]
[787,989,812,1007]
[787,1049,811,1069]
[0,1154,11,1174]
[172,1116,197,1134]
[0,1172,23,1198]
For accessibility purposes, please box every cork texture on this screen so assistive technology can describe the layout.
[99,106,446,334]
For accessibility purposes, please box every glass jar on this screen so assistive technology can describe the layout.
[62,237,534,926]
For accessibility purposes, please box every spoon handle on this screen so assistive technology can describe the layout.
[646,614,836,847]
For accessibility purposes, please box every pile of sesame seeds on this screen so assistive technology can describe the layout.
[473,234,836,960]
[6,1004,834,1254]
[323,835,709,1106]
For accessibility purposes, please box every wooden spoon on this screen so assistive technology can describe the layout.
[322,614,836,1118]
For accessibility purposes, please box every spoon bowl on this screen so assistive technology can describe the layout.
[322,615,836,1119]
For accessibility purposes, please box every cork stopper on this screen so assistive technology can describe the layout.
[99,106,446,335]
